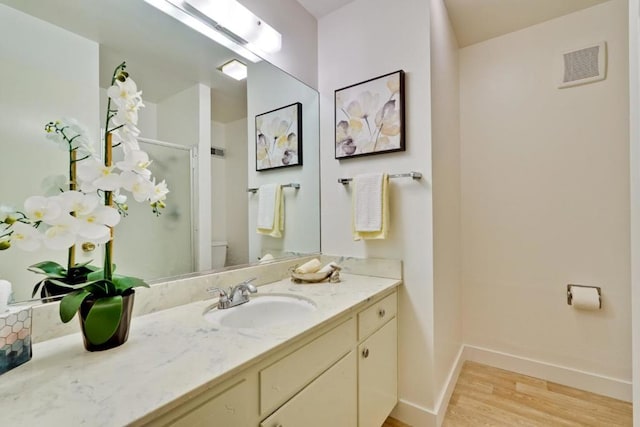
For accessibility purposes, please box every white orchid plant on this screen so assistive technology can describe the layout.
[0,62,168,345]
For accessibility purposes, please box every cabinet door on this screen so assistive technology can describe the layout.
[358,318,397,427]
[260,351,357,427]
[168,379,250,427]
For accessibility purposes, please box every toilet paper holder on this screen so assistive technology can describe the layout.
[567,284,601,309]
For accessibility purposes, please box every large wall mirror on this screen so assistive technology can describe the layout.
[0,0,320,302]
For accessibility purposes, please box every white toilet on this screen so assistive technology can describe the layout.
[211,241,228,268]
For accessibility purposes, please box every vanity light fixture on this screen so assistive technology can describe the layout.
[185,0,282,55]
[219,59,247,80]
[143,0,281,62]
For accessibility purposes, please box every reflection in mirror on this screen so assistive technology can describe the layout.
[0,0,320,302]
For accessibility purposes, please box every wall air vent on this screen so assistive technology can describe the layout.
[558,42,606,88]
[211,146,225,158]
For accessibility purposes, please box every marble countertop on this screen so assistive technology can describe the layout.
[0,273,399,426]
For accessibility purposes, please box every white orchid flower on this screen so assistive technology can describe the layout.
[45,119,96,156]
[116,149,152,178]
[24,196,62,224]
[11,221,42,251]
[107,78,142,109]
[62,118,97,156]
[149,179,169,203]
[110,124,140,151]
[112,107,138,127]
[44,128,67,151]
[112,99,144,127]
[56,191,100,216]
[0,204,16,223]
[76,205,120,244]
[77,158,122,192]
[121,171,154,202]
[42,215,79,250]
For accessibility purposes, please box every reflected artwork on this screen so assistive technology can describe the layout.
[255,102,303,171]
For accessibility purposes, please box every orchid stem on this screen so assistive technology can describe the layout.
[102,61,125,282]
[67,148,77,272]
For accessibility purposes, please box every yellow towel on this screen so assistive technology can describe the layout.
[257,185,284,238]
[352,174,389,240]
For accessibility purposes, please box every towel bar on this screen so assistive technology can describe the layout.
[247,183,300,193]
[338,171,422,184]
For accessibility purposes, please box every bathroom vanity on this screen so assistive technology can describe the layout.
[0,260,400,427]
[141,287,397,427]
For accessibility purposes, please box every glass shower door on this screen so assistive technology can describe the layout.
[112,138,195,281]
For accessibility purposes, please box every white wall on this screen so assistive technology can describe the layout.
[630,0,640,421]
[210,118,249,267]
[430,0,463,418]
[318,0,436,424]
[211,121,228,243]
[247,61,320,262]
[0,4,99,301]
[158,84,212,271]
[460,0,631,387]
[225,118,250,266]
[239,0,318,89]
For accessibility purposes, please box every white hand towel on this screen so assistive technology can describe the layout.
[257,184,278,229]
[354,173,384,232]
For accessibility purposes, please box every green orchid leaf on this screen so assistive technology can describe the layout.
[59,289,91,323]
[84,296,123,345]
[48,278,106,290]
[27,261,66,278]
[73,260,95,269]
[82,282,111,297]
[31,279,47,298]
[87,270,105,282]
[112,275,148,292]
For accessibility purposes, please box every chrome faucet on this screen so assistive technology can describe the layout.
[207,278,257,309]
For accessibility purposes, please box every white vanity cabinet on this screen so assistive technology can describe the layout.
[140,371,258,427]
[357,292,398,427]
[166,378,253,427]
[139,288,398,427]
[260,351,358,427]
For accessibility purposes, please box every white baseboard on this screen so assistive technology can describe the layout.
[435,346,465,426]
[463,345,632,402]
[390,399,436,427]
[391,345,465,427]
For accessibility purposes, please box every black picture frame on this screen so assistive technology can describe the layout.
[255,102,303,171]
[335,70,405,159]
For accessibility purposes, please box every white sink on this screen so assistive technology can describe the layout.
[203,294,317,329]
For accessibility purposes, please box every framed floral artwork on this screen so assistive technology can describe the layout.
[335,70,405,159]
[255,102,303,171]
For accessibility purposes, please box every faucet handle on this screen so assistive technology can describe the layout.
[238,277,258,293]
[244,278,258,293]
[206,287,229,302]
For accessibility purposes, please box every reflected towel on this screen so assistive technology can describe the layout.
[352,173,389,240]
[257,184,284,238]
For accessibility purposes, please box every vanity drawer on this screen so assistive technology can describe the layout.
[358,291,397,340]
[260,351,357,427]
[259,317,356,415]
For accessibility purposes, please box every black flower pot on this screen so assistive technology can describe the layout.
[79,290,135,352]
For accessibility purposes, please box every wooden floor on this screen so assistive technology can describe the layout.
[384,361,632,427]
[383,417,411,427]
